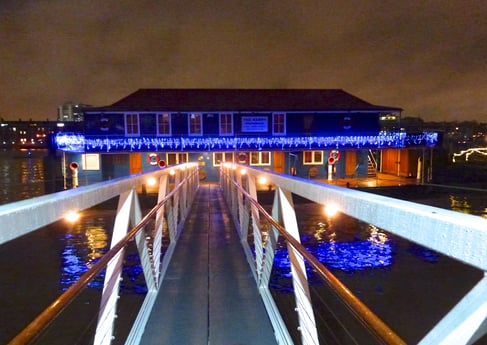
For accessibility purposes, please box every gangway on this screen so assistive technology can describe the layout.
[2,163,487,344]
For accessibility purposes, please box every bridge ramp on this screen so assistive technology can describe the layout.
[139,183,278,345]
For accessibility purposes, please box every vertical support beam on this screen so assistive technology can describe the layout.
[248,174,263,279]
[94,190,135,345]
[260,188,280,288]
[151,174,168,287]
[419,275,487,345]
[132,188,157,292]
[277,187,319,345]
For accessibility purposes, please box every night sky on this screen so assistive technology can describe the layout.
[1,1,486,122]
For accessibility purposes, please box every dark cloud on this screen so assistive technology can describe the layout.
[0,0,486,122]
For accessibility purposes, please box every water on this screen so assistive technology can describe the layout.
[0,150,145,345]
[0,149,486,344]
[269,187,486,344]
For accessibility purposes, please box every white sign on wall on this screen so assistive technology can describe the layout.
[242,116,268,132]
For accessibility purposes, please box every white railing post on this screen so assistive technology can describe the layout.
[276,187,319,345]
[94,189,137,345]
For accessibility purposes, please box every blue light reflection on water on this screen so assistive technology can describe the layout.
[59,213,148,294]
[268,212,442,293]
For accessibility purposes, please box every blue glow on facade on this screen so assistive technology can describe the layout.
[55,132,438,152]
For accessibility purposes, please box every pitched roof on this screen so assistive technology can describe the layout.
[88,88,402,112]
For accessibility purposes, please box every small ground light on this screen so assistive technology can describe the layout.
[65,211,80,223]
[258,176,267,185]
[240,168,247,175]
[169,169,176,175]
[147,177,157,186]
[324,203,339,217]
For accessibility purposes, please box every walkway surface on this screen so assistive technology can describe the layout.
[139,183,278,345]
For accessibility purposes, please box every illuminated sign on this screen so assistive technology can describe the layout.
[242,116,268,132]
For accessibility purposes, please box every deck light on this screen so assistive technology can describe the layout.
[258,176,267,185]
[240,168,247,175]
[147,177,157,186]
[324,203,339,217]
[169,169,176,176]
[65,211,81,223]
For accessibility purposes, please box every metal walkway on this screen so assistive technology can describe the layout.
[139,183,278,345]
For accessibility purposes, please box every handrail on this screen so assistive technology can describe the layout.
[226,174,406,345]
[221,164,487,344]
[7,168,197,345]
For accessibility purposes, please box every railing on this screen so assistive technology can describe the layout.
[220,164,487,345]
[2,163,199,345]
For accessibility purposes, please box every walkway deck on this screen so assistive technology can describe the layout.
[139,183,278,345]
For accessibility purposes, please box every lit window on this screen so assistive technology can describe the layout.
[213,152,234,166]
[303,151,324,165]
[273,113,286,135]
[82,154,100,170]
[250,151,271,166]
[125,113,139,136]
[157,113,171,136]
[188,113,202,135]
[167,153,188,165]
[219,113,233,135]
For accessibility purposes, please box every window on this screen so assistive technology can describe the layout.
[125,113,139,136]
[188,113,202,135]
[303,151,324,165]
[219,113,233,135]
[250,151,271,166]
[81,154,100,170]
[157,113,171,136]
[167,153,188,165]
[273,113,286,135]
[213,152,234,167]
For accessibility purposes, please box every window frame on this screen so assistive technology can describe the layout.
[188,113,203,136]
[81,153,100,170]
[249,151,271,166]
[213,152,235,167]
[272,112,286,135]
[219,113,234,136]
[303,150,324,165]
[125,113,140,136]
[166,152,188,165]
[157,113,172,136]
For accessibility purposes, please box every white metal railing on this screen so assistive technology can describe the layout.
[3,163,199,345]
[220,164,487,345]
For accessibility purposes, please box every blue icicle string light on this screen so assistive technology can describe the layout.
[55,132,438,152]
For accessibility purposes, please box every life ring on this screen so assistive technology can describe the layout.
[99,117,111,131]
[329,150,340,162]
[148,153,160,166]
[238,152,248,163]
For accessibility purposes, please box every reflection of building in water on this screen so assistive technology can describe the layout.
[449,194,473,214]
[60,222,108,290]
[59,212,148,294]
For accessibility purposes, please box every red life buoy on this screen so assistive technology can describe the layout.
[329,150,340,163]
[148,153,160,166]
